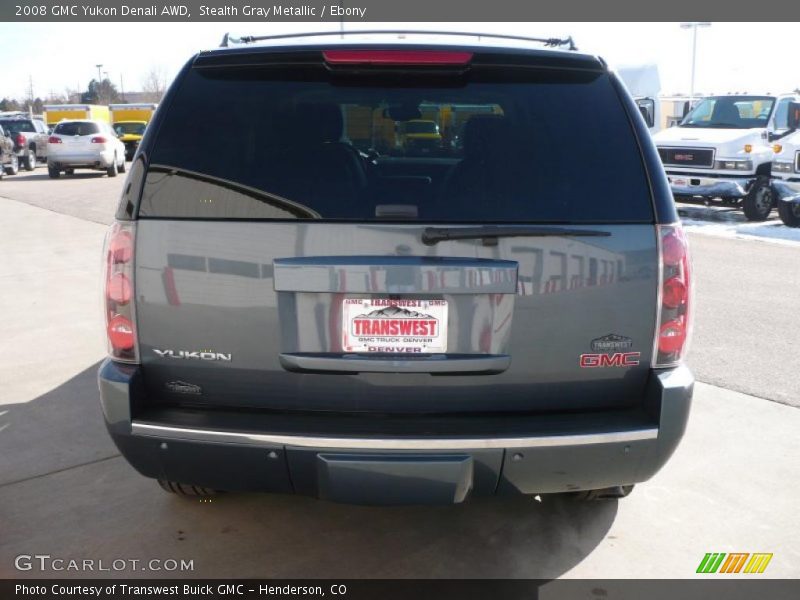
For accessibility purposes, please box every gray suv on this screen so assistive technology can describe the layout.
[0,113,49,170]
[99,32,694,505]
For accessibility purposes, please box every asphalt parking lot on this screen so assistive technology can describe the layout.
[0,169,798,578]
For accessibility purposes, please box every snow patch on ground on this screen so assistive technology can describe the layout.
[677,204,800,247]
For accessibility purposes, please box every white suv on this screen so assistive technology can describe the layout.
[47,119,126,178]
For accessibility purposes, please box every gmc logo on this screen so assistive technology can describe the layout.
[674,153,694,161]
[579,352,641,368]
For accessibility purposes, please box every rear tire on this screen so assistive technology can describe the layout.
[157,479,217,498]
[571,485,634,501]
[778,201,800,228]
[23,148,36,171]
[5,154,19,176]
[47,165,60,178]
[118,156,126,173]
[106,155,118,178]
[742,178,773,221]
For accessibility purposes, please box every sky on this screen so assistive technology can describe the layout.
[0,22,798,100]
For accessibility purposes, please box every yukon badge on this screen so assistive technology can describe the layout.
[153,349,232,362]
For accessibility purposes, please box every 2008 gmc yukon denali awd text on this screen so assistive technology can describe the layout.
[98,32,694,506]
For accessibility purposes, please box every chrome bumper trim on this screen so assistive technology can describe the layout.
[773,179,800,203]
[131,422,659,450]
[667,175,755,198]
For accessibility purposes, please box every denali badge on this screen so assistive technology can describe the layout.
[153,349,232,361]
[674,153,694,161]
[591,334,633,352]
[165,381,202,395]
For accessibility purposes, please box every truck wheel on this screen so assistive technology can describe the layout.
[157,479,217,498]
[778,201,800,228]
[47,165,60,178]
[742,179,773,221]
[106,155,118,178]
[571,485,634,501]
[23,148,36,171]
[5,154,19,176]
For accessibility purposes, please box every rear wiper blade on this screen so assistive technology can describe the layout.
[422,225,611,245]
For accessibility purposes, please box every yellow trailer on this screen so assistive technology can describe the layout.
[43,104,110,126]
[109,103,158,124]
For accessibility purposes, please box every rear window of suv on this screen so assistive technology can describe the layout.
[139,56,653,223]
[54,122,100,136]
[0,120,35,134]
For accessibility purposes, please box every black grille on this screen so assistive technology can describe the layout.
[658,147,714,168]
[795,151,800,173]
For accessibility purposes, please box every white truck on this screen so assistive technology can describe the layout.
[617,64,661,134]
[771,101,800,227]
[653,93,800,221]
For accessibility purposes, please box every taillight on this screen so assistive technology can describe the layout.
[654,224,692,366]
[323,50,473,65]
[15,134,25,146]
[48,136,62,144]
[103,222,138,362]
[91,136,107,144]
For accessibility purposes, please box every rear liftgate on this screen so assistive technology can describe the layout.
[274,255,518,504]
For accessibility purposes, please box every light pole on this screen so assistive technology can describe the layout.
[95,63,104,104]
[680,22,711,108]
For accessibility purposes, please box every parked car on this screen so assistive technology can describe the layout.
[0,112,49,170]
[99,32,694,506]
[47,119,126,178]
[653,93,800,221]
[112,121,147,161]
[0,123,19,177]
[771,102,800,227]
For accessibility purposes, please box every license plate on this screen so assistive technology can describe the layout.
[342,298,448,354]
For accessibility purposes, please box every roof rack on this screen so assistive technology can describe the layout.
[220,30,577,51]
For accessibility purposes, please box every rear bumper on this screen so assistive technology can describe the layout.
[48,150,113,169]
[98,360,693,505]
[666,173,755,199]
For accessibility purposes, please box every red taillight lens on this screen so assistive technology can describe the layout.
[107,272,132,304]
[107,315,135,350]
[658,318,687,354]
[103,222,138,362]
[48,136,62,144]
[108,230,133,264]
[662,232,686,266]
[323,50,473,65]
[654,224,693,366]
[91,136,107,144]
[15,134,25,146]
[662,276,687,309]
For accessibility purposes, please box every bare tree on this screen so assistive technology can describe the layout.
[141,66,168,103]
